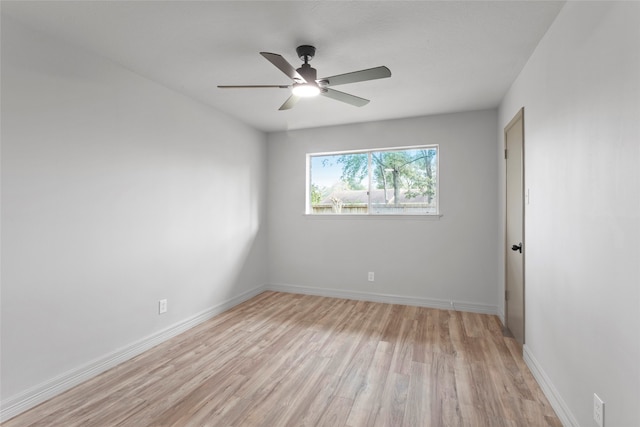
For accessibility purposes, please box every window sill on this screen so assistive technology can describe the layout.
[303,213,443,220]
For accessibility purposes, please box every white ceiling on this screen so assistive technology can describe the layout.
[2,1,565,132]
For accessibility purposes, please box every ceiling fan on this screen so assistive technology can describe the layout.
[218,45,391,111]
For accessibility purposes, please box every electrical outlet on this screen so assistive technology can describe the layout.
[593,393,604,427]
[368,272,375,282]
[159,299,168,314]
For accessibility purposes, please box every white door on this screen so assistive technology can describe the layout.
[505,108,525,344]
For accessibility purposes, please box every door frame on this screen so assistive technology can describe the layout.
[504,107,525,343]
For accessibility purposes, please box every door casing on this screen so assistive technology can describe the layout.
[504,108,525,345]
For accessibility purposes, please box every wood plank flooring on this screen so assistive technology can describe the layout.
[4,292,562,426]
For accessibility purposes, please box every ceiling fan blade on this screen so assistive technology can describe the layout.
[279,94,301,111]
[260,52,305,82]
[321,88,370,107]
[218,85,290,89]
[320,66,391,87]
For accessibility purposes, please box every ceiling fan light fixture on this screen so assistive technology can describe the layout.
[292,83,321,97]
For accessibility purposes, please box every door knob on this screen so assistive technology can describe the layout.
[511,243,522,253]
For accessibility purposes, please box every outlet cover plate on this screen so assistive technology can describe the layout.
[159,299,168,314]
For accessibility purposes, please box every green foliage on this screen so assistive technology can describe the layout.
[310,183,322,205]
[337,153,368,190]
[338,148,437,205]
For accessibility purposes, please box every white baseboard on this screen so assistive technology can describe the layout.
[0,285,266,423]
[266,283,498,315]
[523,344,579,427]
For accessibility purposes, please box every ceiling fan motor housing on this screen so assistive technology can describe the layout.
[296,63,317,83]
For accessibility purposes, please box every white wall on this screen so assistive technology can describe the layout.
[0,16,268,414]
[498,2,640,426]
[267,111,499,312]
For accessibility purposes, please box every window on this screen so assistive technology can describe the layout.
[307,145,438,215]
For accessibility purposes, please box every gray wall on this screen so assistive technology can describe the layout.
[498,2,640,426]
[267,111,499,312]
[1,17,268,407]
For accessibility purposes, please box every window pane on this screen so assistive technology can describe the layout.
[370,148,437,215]
[308,146,438,216]
[310,153,368,214]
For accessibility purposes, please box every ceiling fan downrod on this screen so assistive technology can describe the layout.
[294,45,318,85]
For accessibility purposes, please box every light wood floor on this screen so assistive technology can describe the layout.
[4,292,561,426]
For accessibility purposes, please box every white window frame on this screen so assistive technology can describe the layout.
[306,144,439,217]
